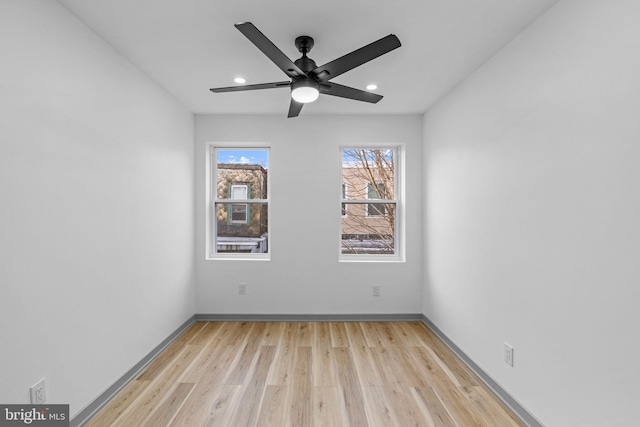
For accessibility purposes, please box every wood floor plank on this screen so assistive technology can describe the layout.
[313,322,332,349]
[434,348,481,390]
[169,381,225,427]
[113,345,202,426]
[332,348,369,426]
[141,382,194,426]
[361,386,401,426]
[136,322,206,381]
[188,322,222,346]
[294,346,313,387]
[201,385,243,427]
[296,322,313,347]
[84,380,150,427]
[405,323,480,389]
[411,386,457,427]
[329,322,349,347]
[199,344,244,385]
[345,322,369,349]
[261,322,284,346]
[281,322,299,347]
[178,340,229,384]
[370,345,429,390]
[312,386,344,427]
[392,322,426,347]
[267,340,296,386]
[312,344,337,387]
[376,322,402,346]
[113,344,203,427]
[351,345,384,387]
[436,385,486,427]
[360,321,387,347]
[86,322,524,427]
[339,387,369,427]
[256,385,291,427]
[290,385,312,427]
[385,386,434,427]
[227,345,276,427]
[224,323,266,385]
[463,385,524,427]
[222,321,255,346]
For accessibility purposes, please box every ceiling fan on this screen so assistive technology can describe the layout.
[209,22,401,118]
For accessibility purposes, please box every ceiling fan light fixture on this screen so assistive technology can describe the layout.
[209,22,401,117]
[234,77,246,84]
[291,79,319,103]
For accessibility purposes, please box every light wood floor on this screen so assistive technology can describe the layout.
[85,322,523,426]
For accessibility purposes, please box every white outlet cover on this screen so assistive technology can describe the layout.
[30,378,46,404]
[504,343,514,367]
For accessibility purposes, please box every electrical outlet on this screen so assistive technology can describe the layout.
[372,285,381,297]
[30,378,46,404]
[504,343,514,367]
[238,283,246,295]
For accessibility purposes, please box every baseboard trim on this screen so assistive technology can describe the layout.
[420,315,544,427]
[70,315,196,427]
[195,313,423,322]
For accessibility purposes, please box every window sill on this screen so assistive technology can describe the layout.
[207,252,270,261]
[339,255,405,263]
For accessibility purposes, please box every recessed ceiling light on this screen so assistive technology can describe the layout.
[366,84,378,91]
[234,77,246,84]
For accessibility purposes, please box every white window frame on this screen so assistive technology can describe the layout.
[339,145,404,262]
[342,183,348,217]
[206,144,270,261]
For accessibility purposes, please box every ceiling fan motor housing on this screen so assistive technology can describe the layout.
[295,35,314,54]
[294,36,318,74]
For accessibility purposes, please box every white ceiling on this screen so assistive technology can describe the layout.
[58,0,558,116]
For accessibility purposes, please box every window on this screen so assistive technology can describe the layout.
[340,148,401,260]
[229,184,249,223]
[208,147,269,259]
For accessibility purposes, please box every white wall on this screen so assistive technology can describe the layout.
[0,0,195,418]
[423,0,640,425]
[195,115,423,315]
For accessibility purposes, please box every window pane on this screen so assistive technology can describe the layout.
[216,149,268,200]
[341,202,395,255]
[342,149,394,200]
[215,202,268,253]
[367,182,387,216]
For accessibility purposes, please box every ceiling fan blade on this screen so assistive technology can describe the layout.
[235,22,306,78]
[319,82,383,103]
[210,81,290,93]
[287,99,304,118]
[311,34,401,81]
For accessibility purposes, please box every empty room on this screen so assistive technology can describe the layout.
[1,0,639,426]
